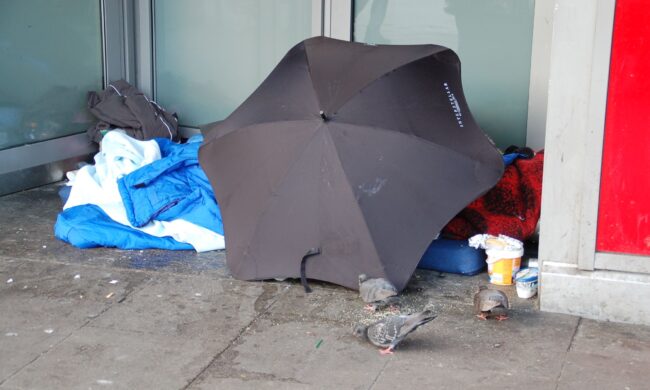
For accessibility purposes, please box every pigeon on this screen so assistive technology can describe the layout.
[473,285,509,321]
[358,274,399,312]
[353,310,437,355]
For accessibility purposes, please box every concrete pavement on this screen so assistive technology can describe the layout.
[1,184,649,389]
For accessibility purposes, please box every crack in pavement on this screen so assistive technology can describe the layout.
[181,285,291,389]
[367,357,391,390]
[554,317,582,390]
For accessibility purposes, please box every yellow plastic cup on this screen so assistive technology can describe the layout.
[485,238,524,285]
[486,255,522,285]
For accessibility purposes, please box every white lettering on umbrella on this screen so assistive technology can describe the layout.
[443,82,464,128]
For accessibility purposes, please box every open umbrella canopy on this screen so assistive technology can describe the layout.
[199,36,503,291]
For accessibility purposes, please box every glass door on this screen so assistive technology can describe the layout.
[0,0,104,195]
[0,0,103,150]
[152,0,322,131]
[352,0,536,149]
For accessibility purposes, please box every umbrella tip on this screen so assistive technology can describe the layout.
[319,110,328,121]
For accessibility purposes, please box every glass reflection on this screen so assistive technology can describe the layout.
[154,0,314,127]
[0,0,103,151]
[354,0,535,148]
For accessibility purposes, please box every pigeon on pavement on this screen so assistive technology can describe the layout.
[353,310,437,355]
[358,274,399,312]
[473,285,509,321]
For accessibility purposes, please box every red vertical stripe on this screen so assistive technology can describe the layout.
[597,0,650,255]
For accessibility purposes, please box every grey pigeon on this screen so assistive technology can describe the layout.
[353,310,437,355]
[473,285,509,321]
[358,274,399,312]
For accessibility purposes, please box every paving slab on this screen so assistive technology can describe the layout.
[189,313,388,389]
[189,377,310,390]
[370,309,576,390]
[2,326,218,390]
[268,280,574,389]
[0,259,150,383]
[2,184,650,389]
[190,277,560,390]
[88,274,284,337]
[1,270,286,389]
[557,319,650,390]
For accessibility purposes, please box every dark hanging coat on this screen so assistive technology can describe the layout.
[87,79,178,143]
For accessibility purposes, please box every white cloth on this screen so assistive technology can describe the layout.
[64,130,225,252]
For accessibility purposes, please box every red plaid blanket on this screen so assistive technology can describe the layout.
[442,151,544,241]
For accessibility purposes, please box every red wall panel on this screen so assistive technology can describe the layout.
[597,0,650,255]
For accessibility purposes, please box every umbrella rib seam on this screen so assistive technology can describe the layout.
[203,119,321,143]
[303,39,450,116]
[303,43,324,112]
[322,128,388,279]
[242,122,326,276]
[334,122,491,167]
[329,47,453,115]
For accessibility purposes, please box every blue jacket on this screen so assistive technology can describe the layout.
[118,135,223,234]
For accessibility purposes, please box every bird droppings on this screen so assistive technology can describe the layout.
[109,279,119,284]
[194,293,202,297]
[44,329,54,334]
[42,245,47,249]
[6,278,13,283]
[74,274,80,280]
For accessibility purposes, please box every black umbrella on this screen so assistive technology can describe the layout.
[199,36,503,291]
